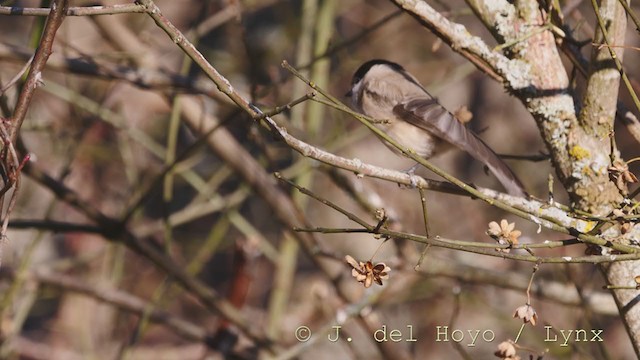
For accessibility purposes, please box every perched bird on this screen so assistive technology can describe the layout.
[346,59,527,197]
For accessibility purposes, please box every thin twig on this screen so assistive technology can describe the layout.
[295,226,640,263]
[415,186,432,270]
[525,263,540,304]
[448,288,473,360]
[256,92,316,120]
[8,219,103,233]
[275,172,372,230]
[9,0,68,144]
[0,55,34,95]
[498,153,550,162]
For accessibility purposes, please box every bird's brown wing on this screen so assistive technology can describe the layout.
[393,98,527,197]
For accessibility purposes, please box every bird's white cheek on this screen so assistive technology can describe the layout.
[351,93,361,111]
[349,82,363,111]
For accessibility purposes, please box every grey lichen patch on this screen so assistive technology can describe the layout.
[495,57,532,90]
[484,0,517,39]
[515,0,540,22]
[567,130,611,172]
[449,22,478,51]
[569,159,590,181]
[528,96,575,145]
[588,149,612,175]
[530,94,575,119]
[484,0,515,16]
[567,140,622,212]
[485,0,543,57]
[567,147,610,185]
[546,122,570,153]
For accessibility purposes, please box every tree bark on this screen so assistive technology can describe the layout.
[582,0,640,355]
[391,0,640,354]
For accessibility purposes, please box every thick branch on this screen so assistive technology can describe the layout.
[583,0,640,355]
[390,0,639,353]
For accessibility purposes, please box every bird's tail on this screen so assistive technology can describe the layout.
[396,98,528,197]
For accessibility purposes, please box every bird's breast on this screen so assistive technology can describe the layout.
[380,120,447,159]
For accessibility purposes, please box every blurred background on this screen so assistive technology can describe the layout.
[1,0,639,359]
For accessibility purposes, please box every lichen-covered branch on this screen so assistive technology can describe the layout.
[390,0,640,354]
[584,0,640,354]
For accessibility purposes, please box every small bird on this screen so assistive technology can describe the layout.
[347,59,527,197]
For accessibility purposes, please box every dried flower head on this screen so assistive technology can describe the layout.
[585,244,602,256]
[345,255,390,288]
[494,341,520,360]
[609,160,638,195]
[513,304,538,326]
[454,105,473,124]
[612,208,635,235]
[488,219,521,253]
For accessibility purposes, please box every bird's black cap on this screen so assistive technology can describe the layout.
[346,59,405,97]
[350,59,405,86]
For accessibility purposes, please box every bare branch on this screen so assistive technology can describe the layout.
[0,267,214,346]
[9,0,68,144]
[0,4,146,16]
